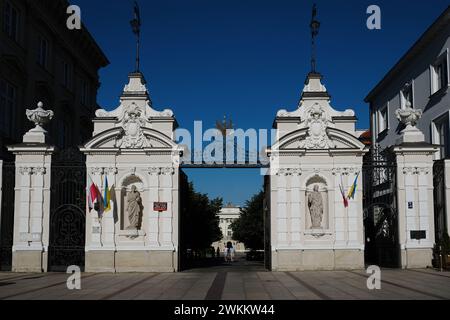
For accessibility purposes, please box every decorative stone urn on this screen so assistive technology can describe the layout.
[395,104,425,144]
[395,104,422,129]
[23,101,54,143]
[26,102,54,133]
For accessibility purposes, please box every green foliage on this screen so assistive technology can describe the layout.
[180,182,223,251]
[440,232,450,254]
[231,191,265,250]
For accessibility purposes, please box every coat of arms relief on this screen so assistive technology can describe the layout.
[300,103,335,149]
[115,102,151,148]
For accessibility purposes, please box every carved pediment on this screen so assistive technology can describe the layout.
[273,127,366,151]
[81,127,178,152]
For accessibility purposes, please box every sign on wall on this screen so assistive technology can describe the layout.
[154,202,168,212]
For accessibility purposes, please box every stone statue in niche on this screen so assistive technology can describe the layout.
[127,185,143,230]
[307,185,323,229]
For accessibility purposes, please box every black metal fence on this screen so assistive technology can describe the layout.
[362,145,400,268]
[433,160,447,244]
[0,162,15,271]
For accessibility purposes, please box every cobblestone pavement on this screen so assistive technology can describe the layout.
[1,265,450,300]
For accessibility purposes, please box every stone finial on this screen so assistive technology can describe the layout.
[395,105,422,128]
[26,102,54,133]
[395,105,424,144]
[23,102,54,143]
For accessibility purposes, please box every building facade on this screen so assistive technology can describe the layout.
[0,0,109,160]
[212,204,246,253]
[365,6,450,246]
[366,6,450,159]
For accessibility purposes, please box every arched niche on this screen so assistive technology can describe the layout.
[120,175,145,231]
[305,175,329,230]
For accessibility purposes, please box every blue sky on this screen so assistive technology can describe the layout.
[77,0,449,205]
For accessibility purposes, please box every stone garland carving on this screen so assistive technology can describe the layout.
[402,166,430,175]
[300,104,335,149]
[148,167,176,176]
[105,167,118,175]
[18,167,46,175]
[115,103,151,149]
[89,167,119,176]
[148,167,161,176]
[161,167,175,176]
[32,167,46,175]
[276,168,302,176]
[332,167,359,176]
[90,167,105,175]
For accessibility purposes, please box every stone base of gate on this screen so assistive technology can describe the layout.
[400,248,433,269]
[85,250,177,273]
[12,250,47,273]
[272,249,364,271]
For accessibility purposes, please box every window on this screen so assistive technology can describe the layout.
[80,80,89,105]
[431,54,448,94]
[37,36,48,68]
[400,82,413,109]
[377,105,388,134]
[2,1,19,41]
[432,114,450,160]
[0,79,16,136]
[62,61,72,88]
[57,119,71,148]
[227,230,232,237]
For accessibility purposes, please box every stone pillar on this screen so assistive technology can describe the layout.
[7,102,54,272]
[147,167,160,247]
[443,160,450,236]
[393,107,438,268]
[160,167,175,248]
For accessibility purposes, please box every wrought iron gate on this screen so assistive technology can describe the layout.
[433,159,447,245]
[363,145,400,268]
[0,162,15,271]
[48,149,86,272]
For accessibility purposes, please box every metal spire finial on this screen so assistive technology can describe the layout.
[130,1,141,72]
[310,3,320,73]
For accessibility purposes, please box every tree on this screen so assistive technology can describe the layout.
[180,181,223,253]
[231,191,264,250]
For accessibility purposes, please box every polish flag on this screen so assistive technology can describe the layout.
[88,175,99,210]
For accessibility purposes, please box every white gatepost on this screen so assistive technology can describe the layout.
[268,72,368,271]
[444,160,450,236]
[7,102,54,272]
[393,107,438,268]
[81,72,183,272]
